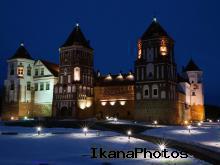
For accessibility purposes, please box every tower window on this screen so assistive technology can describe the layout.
[27,65,31,76]
[17,63,24,77]
[160,39,168,56]
[10,64,14,75]
[137,40,142,59]
[27,82,31,91]
[74,67,80,81]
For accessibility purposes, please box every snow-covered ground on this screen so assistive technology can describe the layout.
[143,122,220,153]
[0,125,209,165]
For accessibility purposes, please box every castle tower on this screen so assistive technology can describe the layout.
[3,43,35,119]
[134,18,179,124]
[52,23,94,119]
[184,59,205,121]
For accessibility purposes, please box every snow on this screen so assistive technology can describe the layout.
[0,125,209,165]
[142,122,220,153]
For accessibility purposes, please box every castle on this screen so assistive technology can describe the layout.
[2,18,205,124]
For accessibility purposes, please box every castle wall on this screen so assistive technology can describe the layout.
[135,100,181,124]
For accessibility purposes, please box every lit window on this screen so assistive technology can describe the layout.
[138,40,142,59]
[27,82,31,91]
[35,83,38,91]
[160,39,168,56]
[74,67,80,81]
[17,63,24,77]
[46,82,50,90]
[40,83,44,91]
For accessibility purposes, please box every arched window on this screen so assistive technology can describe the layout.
[152,84,159,98]
[74,67,80,81]
[143,85,149,98]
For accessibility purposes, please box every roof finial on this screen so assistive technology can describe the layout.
[153,16,157,22]
[20,42,24,47]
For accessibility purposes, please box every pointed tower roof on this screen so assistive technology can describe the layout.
[62,23,92,49]
[9,43,33,60]
[141,17,172,40]
[184,58,201,71]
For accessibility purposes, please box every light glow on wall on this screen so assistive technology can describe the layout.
[105,74,112,80]
[119,100,126,106]
[126,72,134,80]
[86,97,92,108]
[101,101,107,106]
[110,101,116,106]
[116,73,123,80]
[78,100,86,110]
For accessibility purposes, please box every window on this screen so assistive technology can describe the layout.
[40,83,44,91]
[46,82,50,90]
[161,91,166,99]
[27,65,31,76]
[192,91,196,96]
[68,75,71,83]
[35,83,38,91]
[59,86,62,93]
[55,87,58,94]
[10,64,14,75]
[10,81,14,90]
[74,67,80,81]
[27,82,31,91]
[17,67,24,77]
[41,68,44,76]
[144,89,149,96]
[60,76,63,83]
[148,72,153,78]
[35,69,38,76]
[153,89,158,96]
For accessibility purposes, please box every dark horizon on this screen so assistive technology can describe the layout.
[0,0,220,106]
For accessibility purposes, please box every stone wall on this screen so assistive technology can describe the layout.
[135,100,181,124]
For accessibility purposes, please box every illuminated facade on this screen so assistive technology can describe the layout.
[2,44,59,119]
[134,18,178,123]
[2,18,205,124]
[52,24,94,119]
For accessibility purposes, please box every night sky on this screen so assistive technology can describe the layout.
[0,0,219,105]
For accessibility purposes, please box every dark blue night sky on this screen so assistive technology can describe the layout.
[0,0,219,105]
